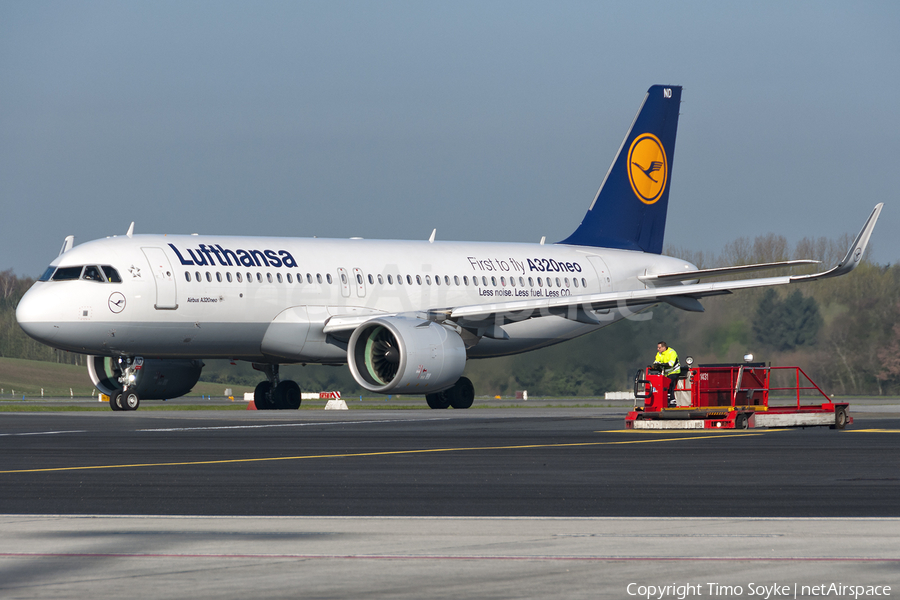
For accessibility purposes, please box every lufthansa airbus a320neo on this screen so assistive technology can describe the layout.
[16,86,883,411]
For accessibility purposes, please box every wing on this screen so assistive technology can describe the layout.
[324,204,882,335]
[448,203,883,328]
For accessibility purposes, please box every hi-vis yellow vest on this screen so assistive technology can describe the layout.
[654,347,681,377]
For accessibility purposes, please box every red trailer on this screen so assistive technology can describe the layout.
[625,362,851,430]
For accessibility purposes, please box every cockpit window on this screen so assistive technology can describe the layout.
[101,266,122,283]
[82,266,104,282]
[51,266,83,281]
[47,265,122,283]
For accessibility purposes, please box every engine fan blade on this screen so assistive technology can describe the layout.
[370,328,400,382]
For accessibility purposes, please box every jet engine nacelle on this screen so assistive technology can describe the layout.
[87,355,203,399]
[347,317,467,394]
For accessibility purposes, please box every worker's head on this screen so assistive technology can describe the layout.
[657,341,668,352]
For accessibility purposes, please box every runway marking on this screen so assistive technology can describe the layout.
[137,418,450,433]
[0,432,761,475]
[0,418,450,438]
[0,430,88,437]
[1,551,898,562]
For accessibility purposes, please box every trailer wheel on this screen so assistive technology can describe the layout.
[734,413,749,430]
[835,408,848,430]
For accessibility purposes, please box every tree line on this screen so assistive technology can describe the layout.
[2,233,899,397]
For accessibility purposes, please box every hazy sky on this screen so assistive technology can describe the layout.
[2,1,898,277]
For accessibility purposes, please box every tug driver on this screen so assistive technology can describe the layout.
[652,341,682,408]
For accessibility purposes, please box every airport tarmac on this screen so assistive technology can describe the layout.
[1,406,898,598]
[1,515,898,600]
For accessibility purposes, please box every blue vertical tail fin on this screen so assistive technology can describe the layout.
[558,85,682,254]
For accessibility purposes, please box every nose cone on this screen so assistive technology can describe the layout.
[16,284,59,343]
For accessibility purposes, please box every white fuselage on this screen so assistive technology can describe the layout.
[16,234,695,362]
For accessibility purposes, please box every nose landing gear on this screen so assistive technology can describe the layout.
[100,357,143,412]
[109,389,140,411]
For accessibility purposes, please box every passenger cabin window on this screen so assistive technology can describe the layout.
[185,272,192,282]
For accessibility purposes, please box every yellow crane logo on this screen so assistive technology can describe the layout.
[627,133,667,204]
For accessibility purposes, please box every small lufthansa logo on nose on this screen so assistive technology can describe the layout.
[108,292,126,314]
[627,133,667,204]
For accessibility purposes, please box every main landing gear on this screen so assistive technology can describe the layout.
[252,363,302,410]
[425,376,475,409]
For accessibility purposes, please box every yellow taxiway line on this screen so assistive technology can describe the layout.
[0,431,765,475]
